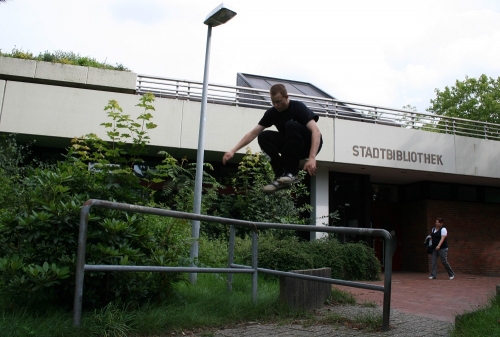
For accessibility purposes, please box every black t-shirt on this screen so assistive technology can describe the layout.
[258,100,319,133]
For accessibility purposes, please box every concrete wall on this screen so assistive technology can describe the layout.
[0,80,335,162]
[0,81,156,141]
[0,56,136,93]
[0,57,37,78]
[334,118,500,179]
[0,76,499,180]
[0,80,5,120]
[454,135,500,177]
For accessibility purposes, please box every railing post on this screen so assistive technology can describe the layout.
[382,233,393,332]
[72,202,92,327]
[484,125,488,139]
[227,225,236,292]
[251,230,258,303]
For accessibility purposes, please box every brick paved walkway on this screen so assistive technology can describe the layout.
[210,272,500,336]
[334,272,500,322]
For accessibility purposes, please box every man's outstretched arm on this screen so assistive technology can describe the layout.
[222,125,265,164]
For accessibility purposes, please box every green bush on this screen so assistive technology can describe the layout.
[0,47,130,71]
[0,134,31,215]
[246,235,314,271]
[307,238,345,278]
[197,238,229,268]
[213,149,312,240]
[0,95,198,310]
[0,156,193,309]
[338,242,382,280]
[234,234,381,281]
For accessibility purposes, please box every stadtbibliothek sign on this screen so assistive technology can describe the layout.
[352,146,444,166]
[334,119,456,174]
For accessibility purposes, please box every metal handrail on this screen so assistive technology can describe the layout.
[136,74,500,141]
[73,199,394,331]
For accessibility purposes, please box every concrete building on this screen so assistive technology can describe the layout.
[1,56,499,275]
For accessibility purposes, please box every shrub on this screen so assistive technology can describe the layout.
[307,238,344,278]
[247,234,314,272]
[338,242,382,281]
[0,158,194,309]
[0,47,130,71]
[213,149,312,240]
[0,95,199,310]
[197,238,229,268]
[234,234,381,281]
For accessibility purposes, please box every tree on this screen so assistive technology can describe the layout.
[428,74,500,125]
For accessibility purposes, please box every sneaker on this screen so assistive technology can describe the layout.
[262,180,288,193]
[277,173,298,185]
[429,276,436,279]
[449,275,454,280]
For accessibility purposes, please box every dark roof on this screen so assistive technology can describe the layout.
[237,73,337,99]
[236,73,356,114]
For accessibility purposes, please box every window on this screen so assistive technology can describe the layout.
[485,188,500,203]
[372,184,398,202]
[404,184,420,201]
[457,185,477,202]
[429,183,450,200]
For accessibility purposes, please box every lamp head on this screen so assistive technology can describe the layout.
[204,3,237,27]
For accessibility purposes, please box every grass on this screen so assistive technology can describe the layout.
[0,47,130,71]
[451,294,500,337]
[0,273,389,337]
[328,286,356,305]
[0,274,306,337]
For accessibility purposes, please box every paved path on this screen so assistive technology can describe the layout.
[334,272,500,322]
[209,272,500,336]
[214,307,452,336]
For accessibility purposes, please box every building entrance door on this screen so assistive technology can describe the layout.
[329,172,370,243]
[371,184,402,271]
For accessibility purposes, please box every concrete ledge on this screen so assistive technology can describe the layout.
[0,57,36,78]
[0,80,5,120]
[35,61,88,84]
[87,67,137,91]
[0,56,136,94]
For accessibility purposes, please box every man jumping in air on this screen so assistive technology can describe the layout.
[222,84,323,192]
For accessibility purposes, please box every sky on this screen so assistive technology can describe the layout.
[1,0,500,112]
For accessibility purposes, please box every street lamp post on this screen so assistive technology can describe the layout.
[190,3,237,283]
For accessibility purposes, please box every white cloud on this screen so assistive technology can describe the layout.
[2,0,500,112]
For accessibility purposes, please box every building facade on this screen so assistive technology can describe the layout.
[1,57,499,275]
